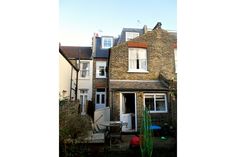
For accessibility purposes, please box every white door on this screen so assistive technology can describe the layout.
[96,92,106,109]
[79,89,88,114]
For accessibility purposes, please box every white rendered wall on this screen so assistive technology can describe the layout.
[59,53,77,99]
[78,60,93,101]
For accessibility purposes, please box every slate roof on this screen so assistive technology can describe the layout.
[94,37,110,58]
[109,81,169,91]
[60,46,92,60]
[117,28,144,44]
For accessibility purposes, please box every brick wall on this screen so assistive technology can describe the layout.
[108,28,177,130]
[109,28,175,81]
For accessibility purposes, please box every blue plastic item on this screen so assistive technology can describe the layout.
[150,125,161,130]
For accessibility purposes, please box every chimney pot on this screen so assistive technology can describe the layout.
[157,22,162,28]
[153,22,162,30]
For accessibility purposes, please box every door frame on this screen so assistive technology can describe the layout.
[120,92,137,132]
[95,91,106,109]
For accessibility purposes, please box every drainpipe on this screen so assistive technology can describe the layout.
[69,67,73,100]
[111,90,114,120]
[76,53,80,101]
[75,70,78,100]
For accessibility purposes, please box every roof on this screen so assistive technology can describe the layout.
[60,46,92,60]
[117,28,144,44]
[59,47,79,71]
[94,37,110,58]
[109,81,169,91]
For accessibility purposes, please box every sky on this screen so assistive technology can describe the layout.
[59,0,176,46]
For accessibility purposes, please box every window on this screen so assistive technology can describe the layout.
[95,88,106,109]
[79,89,88,114]
[79,62,89,78]
[96,61,106,78]
[128,48,147,72]
[126,32,140,41]
[144,93,167,113]
[102,37,113,49]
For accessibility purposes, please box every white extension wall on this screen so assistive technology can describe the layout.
[59,53,77,99]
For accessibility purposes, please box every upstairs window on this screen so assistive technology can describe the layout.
[128,48,147,72]
[126,32,140,41]
[96,61,106,78]
[79,62,89,78]
[102,37,113,49]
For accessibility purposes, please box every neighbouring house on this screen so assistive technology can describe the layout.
[91,34,115,110]
[60,46,93,114]
[116,25,151,45]
[59,46,79,101]
[108,22,177,132]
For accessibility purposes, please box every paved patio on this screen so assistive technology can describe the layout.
[88,134,177,157]
[61,134,177,157]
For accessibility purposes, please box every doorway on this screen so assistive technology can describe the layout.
[120,93,136,132]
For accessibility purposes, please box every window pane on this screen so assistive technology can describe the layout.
[82,63,88,70]
[102,38,113,48]
[145,95,154,111]
[96,94,100,104]
[97,88,105,92]
[140,59,147,70]
[156,100,166,111]
[129,49,137,59]
[80,95,83,105]
[104,39,111,47]
[81,70,86,77]
[84,95,88,104]
[99,66,105,76]
[101,94,105,104]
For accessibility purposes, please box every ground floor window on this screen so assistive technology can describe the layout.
[144,93,168,113]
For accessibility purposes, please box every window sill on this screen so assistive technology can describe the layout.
[127,70,149,73]
[79,77,90,80]
[149,111,168,113]
[96,76,107,79]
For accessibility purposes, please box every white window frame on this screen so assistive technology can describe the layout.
[79,89,88,115]
[96,61,106,78]
[95,89,106,109]
[79,61,90,78]
[125,32,140,41]
[128,48,148,72]
[143,93,168,113]
[101,37,113,49]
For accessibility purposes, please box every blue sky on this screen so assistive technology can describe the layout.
[60,0,176,46]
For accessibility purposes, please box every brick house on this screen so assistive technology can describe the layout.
[108,22,177,132]
[91,35,115,110]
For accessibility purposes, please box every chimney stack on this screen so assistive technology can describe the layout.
[143,25,147,34]
[153,22,162,30]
